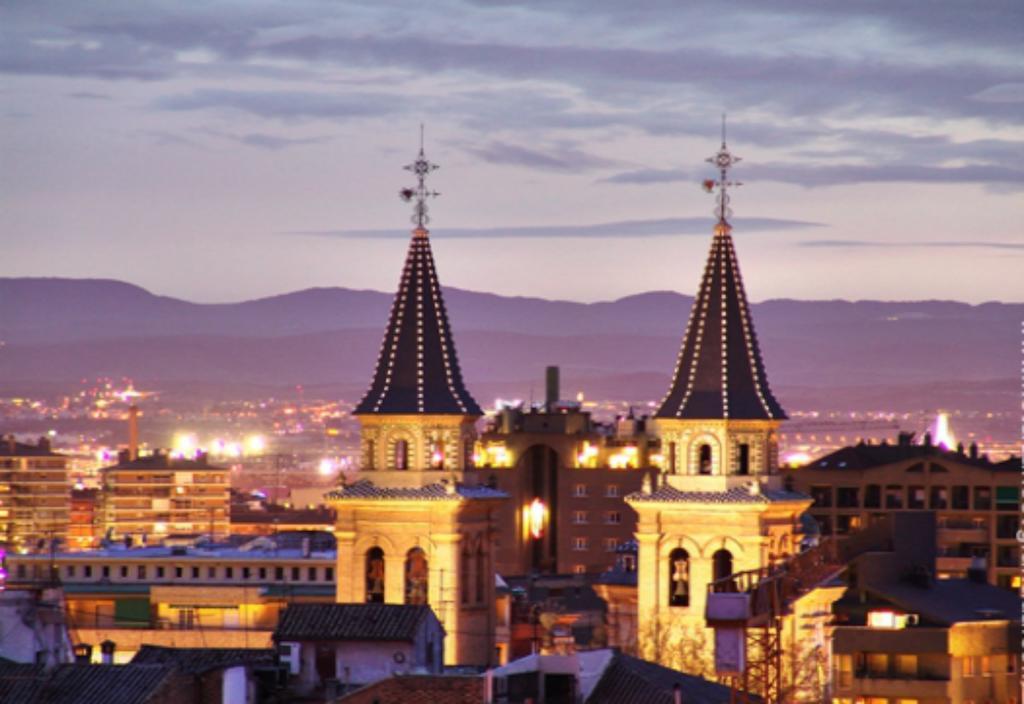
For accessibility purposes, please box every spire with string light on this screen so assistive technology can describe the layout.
[656,118,784,420]
[355,128,481,416]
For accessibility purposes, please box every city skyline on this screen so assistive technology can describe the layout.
[2,1,1023,304]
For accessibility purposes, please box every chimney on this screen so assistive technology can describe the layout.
[673,683,682,704]
[128,404,139,461]
[956,442,964,455]
[37,436,51,452]
[969,442,978,460]
[545,366,560,410]
[923,431,932,447]
[73,644,93,664]
[117,449,131,465]
[5,435,15,454]
[100,640,116,665]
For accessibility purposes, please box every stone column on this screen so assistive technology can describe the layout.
[384,553,405,604]
[635,530,660,661]
[431,531,461,664]
[334,529,357,603]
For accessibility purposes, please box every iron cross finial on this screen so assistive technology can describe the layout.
[400,125,440,231]
[702,115,742,233]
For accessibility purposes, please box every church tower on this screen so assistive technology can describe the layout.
[627,129,811,670]
[327,136,505,667]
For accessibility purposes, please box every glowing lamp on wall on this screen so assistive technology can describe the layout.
[526,498,547,540]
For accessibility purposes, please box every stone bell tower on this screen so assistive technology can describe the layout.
[327,134,505,667]
[627,129,810,669]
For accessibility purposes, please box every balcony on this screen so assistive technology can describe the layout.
[938,525,988,543]
[849,674,949,699]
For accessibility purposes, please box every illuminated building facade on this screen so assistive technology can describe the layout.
[68,487,99,550]
[0,436,70,553]
[830,515,1020,704]
[473,393,649,576]
[625,137,820,672]
[100,449,230,543]
[786,435,1022,590]
[329,141,505,667]
[5,533,336,662]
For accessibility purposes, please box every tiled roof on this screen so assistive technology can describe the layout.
[865,578,1022,626]
[656,142,784,421]
[800,442,1018,472]
[325,479,507,502]
[337,675,483,704]
[131,646,275,674]
[353,156,482,416]
[626,483,809,505]
[588,652,755,704]
[274,603,440,642]
[0,663,176,704]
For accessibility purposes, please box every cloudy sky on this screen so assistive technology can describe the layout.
[2,1,1022,303]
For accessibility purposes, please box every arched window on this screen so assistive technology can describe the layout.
[668,548,690,607]
[668,442,677,474]
[460,544,471,605]
[405,548,428,605]
[712,549,733,583]
[394,440,409,470]
[475,545,486,604]
[430,440,445,470]
[737,444,750,475]
[365,440,376,470]
[365,547,385,603]
[698,444,712,475]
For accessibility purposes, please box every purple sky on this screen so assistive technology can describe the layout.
[2,1,1022,303]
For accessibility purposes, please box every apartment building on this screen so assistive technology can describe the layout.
[5,531,337,661]
[100,449,230,542]
[0,435,69,553]
[785,434,1020,589]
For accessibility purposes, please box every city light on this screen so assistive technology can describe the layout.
[318,458,336,477]
[171,433,198,459]
[527,498,547,540]
[608,445,639,469]
[928,411,957,451]
[577,441,599,468]
[245,435,266,455]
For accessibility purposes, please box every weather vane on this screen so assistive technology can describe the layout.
[399,124,440,232]
[701,114,742,233]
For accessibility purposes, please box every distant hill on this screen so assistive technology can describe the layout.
[0,278,1019,411]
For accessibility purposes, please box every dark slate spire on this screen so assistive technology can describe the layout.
[656,129,785,421]
[354,137,482,416]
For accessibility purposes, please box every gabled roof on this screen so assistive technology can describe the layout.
[354,228,482,416]
[801,442,1018,472]
[338,674,483,703]
[656,227,784,421]
[0,663,176,704]
[588,651,755,704]
[130,646,275,674]
[274,603,440,642]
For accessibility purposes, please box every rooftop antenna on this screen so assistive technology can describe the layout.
[702,113,742,234]
[400,124,440,233]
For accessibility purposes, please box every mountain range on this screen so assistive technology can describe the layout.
[0,278,1018,413]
